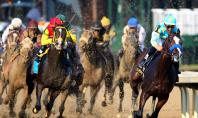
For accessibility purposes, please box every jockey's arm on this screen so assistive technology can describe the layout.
[1,26,10,44]
[41,29,52,46]
[66,30,77,44]
[150,31,163,51]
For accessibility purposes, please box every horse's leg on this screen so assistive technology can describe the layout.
[8,91,16,117]
[134,91,150,118]
[131,81,140,113]
[102,75,113,107]
[109,79,120,105]
[102,79,108,107]
[149,96,169,118]
[33,83,44,114]
[118,79,124,112]
[45,90,60,118]
[43,89,50,107]
[3,82,15,105]
[58,90,69,118]
[88,85,101,114]
[19,86,29,118]
[26,74,35,107]
[79,84,87,108]
[76,89,83,113]
[0,79,7,104]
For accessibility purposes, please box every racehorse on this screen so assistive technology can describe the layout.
[109,31,139,112]
[131,35,182,118]
[78,30,111,113]
[0,30,20,69]
[0,37,33,117]
[30,26,77,118]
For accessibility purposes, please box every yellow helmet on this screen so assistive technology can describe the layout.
[101,16,111,27]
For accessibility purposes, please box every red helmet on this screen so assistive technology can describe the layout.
[49,17,63,27]
[27,20,38,28]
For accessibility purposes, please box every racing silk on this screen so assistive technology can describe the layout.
[123,24,146,51]
[41,25,54,46]
[151,22,179,47]
[66,30,77,44]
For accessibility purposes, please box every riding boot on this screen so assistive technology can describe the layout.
[32,45,47,74]
[32,57,40,74]
[174,62,181,74]
[137,47,156,70]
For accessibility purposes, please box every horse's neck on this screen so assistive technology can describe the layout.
[156,53,172,76]
[47,48,66,68]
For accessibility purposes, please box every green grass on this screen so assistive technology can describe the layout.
[180,64,198,71]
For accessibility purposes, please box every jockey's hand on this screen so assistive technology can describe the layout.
[155,45,163,51]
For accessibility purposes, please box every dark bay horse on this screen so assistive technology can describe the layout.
[131,35,183,118]
[30,26,77,118]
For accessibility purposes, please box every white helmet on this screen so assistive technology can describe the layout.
[11,18,22,29]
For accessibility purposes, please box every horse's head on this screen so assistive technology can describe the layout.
[20,37,34,62]
[125,32,138,48]
[53,26,67,50]
[6,30,20,49]
[163,35,183,62]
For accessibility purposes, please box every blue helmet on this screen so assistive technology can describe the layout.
[164,14,176,26]
[127,17,139,27]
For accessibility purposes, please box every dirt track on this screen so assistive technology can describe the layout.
[0,83,181,118]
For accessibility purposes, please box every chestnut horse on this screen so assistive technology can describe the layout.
[131,35,183,118]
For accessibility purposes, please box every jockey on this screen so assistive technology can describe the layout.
[32,17,63,74]
[56,14,84,78]
[1,18,23,48]
[118,17,146,59]
[138,14,181,74]
[38,17,63,57]
[22,20,42,48]
[56,14,77,44]
[123,17,146,51]
[91,21,114,75]
[100,16,116,44]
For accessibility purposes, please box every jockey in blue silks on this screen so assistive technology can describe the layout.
[138,14,183,74]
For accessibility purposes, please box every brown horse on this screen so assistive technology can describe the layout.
[131,35,183,118]
[0,37,33,117]
[30,26,82,118]
[0,30,21,104]
[78,30,111,113]
[109,32,139,112]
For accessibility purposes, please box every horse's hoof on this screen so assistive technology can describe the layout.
[101,101,107,107]
[19,111,26,118]
[32,108,39,114]
[9,111,16,117]
[146,113,151,118]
